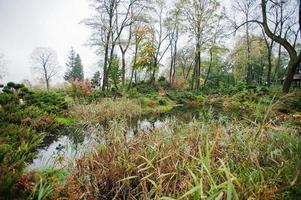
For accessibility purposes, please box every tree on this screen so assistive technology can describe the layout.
[149,0,171,83]
[233,0,257,84]
[261,0,300,93]
[231,35,269,84]
[108,54,121,89]
[30,47,59,91]
[183,0,220,90]
[135,40,156,80]
[177,47,195,81]
[235,0,300,92]
[85,0,144,91]
[129,23,152,87]
[91,71,101,88]
[64,47,84,82]
[203,15,226,88]
[165,0,184,85]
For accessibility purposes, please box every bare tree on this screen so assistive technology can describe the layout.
[128,23,151,87]
[30,47,59,91]
[148,0,171,83]
[165,0,183,85]
[118,23,132,87]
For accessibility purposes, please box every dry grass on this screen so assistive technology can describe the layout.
[70,98,142,124]
[59,116,301,200]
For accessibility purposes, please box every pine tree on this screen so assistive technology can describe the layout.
[64,47,84,82]
[74,54,84,80]
[91,71,101,88]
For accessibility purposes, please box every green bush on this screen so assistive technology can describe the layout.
[0,83,69,198]
[196,94,205,103]
[166,91,197,104]
[26,91,68,114]
[127,88,141,98]
[0,124,43,197]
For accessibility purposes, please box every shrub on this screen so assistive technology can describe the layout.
[196,94,205,103]
[273,90,301,114]
[66,80,92,100]
[127,88,141,98]
[0,83,69,198]
[0,125,43,198]
[166,91,197,104]
[23,90,68,115]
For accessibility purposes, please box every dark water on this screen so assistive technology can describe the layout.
[27,108,202,170]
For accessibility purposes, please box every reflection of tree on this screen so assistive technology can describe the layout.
[67,124,87,145]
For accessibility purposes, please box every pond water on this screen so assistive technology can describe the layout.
[27,108,202,170]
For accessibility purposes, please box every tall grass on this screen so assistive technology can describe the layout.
[70,98,142,124]
[61,115,301,199]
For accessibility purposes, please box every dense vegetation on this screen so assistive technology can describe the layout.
[0,83,70,198]
[0,0,300,199]
[0,80,300,199]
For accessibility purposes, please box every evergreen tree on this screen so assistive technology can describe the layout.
[74,54,84,80]
[91,71,101,88]
[64,47,84,82]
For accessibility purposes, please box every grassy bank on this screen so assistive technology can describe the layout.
[1,83,301,199]
[60,115,301,199]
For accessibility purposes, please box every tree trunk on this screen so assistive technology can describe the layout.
[43,64,49,91]
[274,44,282,84]
[196,50,201,90]
[261,0,301,93]
[169,42,174,85]
[282,59,299,93]
[246,17,252,85]
[267,45,273,86]
[172,33,178,84]
[107,42,116,90]
[129,44,139,88]
[102,34,111,91]
[121,52,126,86]
[151,65,156,83]
[45,78,49,91]
[204,49,213,88]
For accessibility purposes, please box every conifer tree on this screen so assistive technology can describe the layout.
[64,47,84,82]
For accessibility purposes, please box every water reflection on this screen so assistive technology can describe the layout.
[28,107,201,170]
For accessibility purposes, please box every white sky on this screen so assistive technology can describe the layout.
[0,0,235,85]
[0,0,97,84]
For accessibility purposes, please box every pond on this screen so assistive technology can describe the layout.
[27,108,203,170]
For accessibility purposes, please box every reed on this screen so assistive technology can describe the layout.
[62,115,301,199]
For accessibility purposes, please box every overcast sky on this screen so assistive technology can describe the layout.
[0,0,97,84]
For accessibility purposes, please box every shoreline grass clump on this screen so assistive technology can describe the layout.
[61,116,301,199]
[70,98,143,124]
